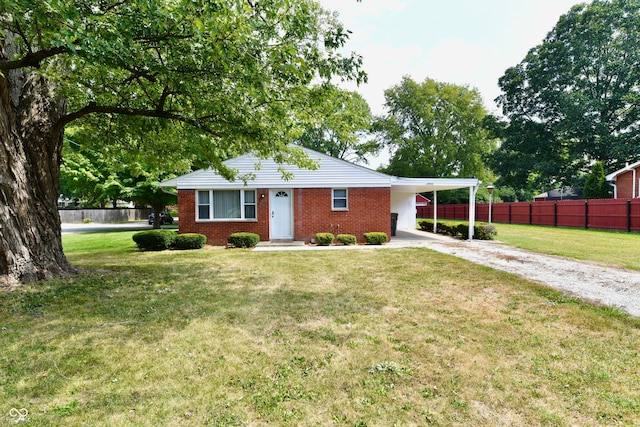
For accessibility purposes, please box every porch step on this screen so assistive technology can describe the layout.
[256,240,306,247]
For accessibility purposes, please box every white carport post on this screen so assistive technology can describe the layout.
[468,183,480,240]
[432,190,438,233]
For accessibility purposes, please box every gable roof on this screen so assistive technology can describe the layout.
[160,146,392,189]
[160,146,481,193]
[606,160,640,182]
[416,194,430,205]
[534,188,583,200]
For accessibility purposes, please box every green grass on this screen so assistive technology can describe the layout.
[1,231,640,425]
[493,224,640,270]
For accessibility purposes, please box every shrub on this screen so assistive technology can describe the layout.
[132,230,177,251]
[418,220,432,231]
[173,233,206,250]
[228,232,260,248]
[476,223,497,240]
[315,232,334,246]
[82,218,92,223]
[457,224,469,239]
[336,233,357,245]
[436,223,454,235]
[364,232,388,245]
[456,223,498,240]
[168,209,179,218]
[419,219,496,240]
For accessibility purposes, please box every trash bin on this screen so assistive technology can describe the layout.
[391,212,398,236]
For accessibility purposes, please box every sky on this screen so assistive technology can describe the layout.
[317,0,591,117]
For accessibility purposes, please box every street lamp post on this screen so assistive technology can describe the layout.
[487,184,495,224]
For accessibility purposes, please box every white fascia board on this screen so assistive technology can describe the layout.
[390,177,479,193]
[159,177,179,187]
[606,160,640,181]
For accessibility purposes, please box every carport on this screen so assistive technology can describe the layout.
[390,177,481,239]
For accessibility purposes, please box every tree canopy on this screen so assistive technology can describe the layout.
[493,0,640,192]
[583,161,610,199]
[1,0,365,169]
[295,85,376,163]
[374,76,495,181]
[0,0,365,285]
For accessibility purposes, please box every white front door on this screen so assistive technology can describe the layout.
[270,189,293,240]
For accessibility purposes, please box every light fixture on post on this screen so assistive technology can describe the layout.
[487,184,495,224]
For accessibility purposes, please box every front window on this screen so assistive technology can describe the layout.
[198,191,211,220]
[196,190,257,220]
[332,188,348,210]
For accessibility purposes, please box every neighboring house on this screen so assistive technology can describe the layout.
[160,146,480,245]
[605,161,640,199]
[416,194,430,207]
[533,188,583,201]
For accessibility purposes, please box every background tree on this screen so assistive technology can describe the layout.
[60,133,127,208]
[494,0,640,193]
[61,125,184,224]
[583,161,610,199]
[0,0,364,286]
[296,85,376,163]
[374,76,495,202]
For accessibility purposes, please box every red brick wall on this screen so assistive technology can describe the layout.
[177,189,270,246]
[294,187,391,243]
[178,187,392,245]
[615,168,640,199]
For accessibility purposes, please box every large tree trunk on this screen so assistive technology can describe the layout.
[0,63,74,288]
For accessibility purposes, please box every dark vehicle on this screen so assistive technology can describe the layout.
[149,211,174,225]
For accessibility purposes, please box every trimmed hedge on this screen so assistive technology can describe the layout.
[336,233,357,245]
[315,232,334,246]
[228,232,260,248]
[132,230,177,251]
[173,233,207,250]
[364,232,388,245]
[418,220,497,240]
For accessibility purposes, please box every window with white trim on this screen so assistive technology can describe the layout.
[332,188,348,210]
[196,190,257,220]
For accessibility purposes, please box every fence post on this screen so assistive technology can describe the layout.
[585,200,589,229]
[529,203,533,225]
[554,202,558,227]
[508,203,512,224]
[628,199,632,233]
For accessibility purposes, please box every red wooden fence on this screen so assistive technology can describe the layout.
[417,199,640,233]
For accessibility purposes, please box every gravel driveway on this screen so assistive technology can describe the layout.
[420,235,640,318]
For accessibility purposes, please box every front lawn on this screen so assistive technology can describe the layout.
[1,231,639,425]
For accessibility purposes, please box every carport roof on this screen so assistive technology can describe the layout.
[390,177,480,193]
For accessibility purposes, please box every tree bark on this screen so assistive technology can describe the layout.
[152,203,165,229]
[0,59,74,288]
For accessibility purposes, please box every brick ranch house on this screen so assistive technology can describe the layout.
[606,160,640,199]
[160,146,480,245]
